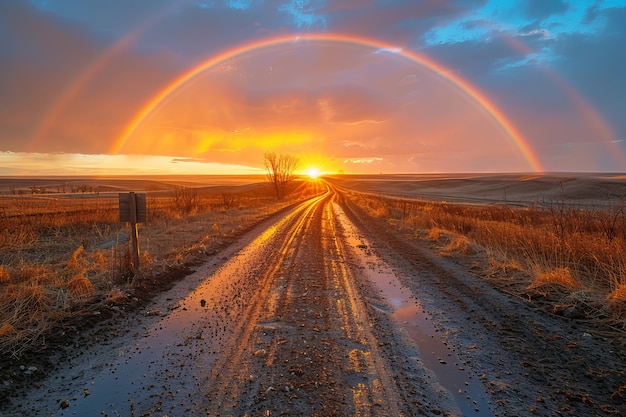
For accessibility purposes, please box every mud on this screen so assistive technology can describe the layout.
[1,186,625,416]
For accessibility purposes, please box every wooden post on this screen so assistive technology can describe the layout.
[129,192,141,275]
[119,192,146,277]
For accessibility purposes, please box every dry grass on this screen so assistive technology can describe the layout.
[427,227,443,241]
[0,266,9,284]
[0,179,322,358]
[443,236,477,256]
[344,190,626,329]
[67,245,85,271]
[67,274,95,299]
[609,284,626,301]
[0,323,16,338]
[528,267,581,291]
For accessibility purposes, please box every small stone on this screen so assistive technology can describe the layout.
[60,399,70,409]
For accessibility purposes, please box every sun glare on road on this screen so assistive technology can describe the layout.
[306,167,321,179]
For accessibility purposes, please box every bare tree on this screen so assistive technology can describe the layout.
[173,186,198,215]
[264,152,300,199]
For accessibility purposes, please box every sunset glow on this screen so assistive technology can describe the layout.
[1,1,625,175]
[111,33,543,172]
[305,167,321,179]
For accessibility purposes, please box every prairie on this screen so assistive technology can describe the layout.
[328,173,626,335]
[1,173,625,358]
[1,173,625,416]
[0,175,324,358]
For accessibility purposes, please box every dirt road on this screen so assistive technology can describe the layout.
[3,185,625,416]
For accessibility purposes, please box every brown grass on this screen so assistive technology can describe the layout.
[343,190,626,328]
[609,284,626,301]
[67,274,95,299]
[67,245,85,271]
[0,323,16,337]
[443,236,477,256]
[528,267,581,291]
[425,227,438,241]
[0,266,9,284]
[0,179,322,358]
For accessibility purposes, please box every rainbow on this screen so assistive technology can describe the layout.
[501,34,626,167]
[112,33,544,171]
[28,2,184,152]
[28,34,138,151]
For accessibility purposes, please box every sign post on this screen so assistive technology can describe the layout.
[119,192,146,275]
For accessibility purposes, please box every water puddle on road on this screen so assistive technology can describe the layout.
[336,207,494,416]
[48,222,284,416]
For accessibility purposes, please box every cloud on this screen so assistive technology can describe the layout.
[319,0,374,13]
[549,7,626,143]
[1,0,625,174]
[520,0,569,20]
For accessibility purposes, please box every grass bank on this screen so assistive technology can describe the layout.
[342,190,626,337]
[0,179,324,359]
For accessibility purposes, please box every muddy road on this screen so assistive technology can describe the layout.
[3,185,625,416]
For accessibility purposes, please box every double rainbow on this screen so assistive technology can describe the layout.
[111,33,545,172]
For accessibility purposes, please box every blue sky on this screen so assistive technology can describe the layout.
[1,0,625,174]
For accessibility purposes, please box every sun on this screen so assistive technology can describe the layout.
[305,167,321,179]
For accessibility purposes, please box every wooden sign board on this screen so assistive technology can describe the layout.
[119,192,147,223]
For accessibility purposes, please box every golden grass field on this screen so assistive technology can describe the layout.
[0,175,325,358]
[328,173,626,336]
[0,173,625,359]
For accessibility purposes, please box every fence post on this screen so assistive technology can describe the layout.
[129,192,141,275]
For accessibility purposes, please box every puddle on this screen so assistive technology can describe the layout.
[49,218,292,416]
[335,205,494,416]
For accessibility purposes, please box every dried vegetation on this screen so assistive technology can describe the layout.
[344,190,626,337]
[0,179,323,359]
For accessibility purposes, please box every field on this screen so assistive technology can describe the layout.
[329,173,626,328]
[1,173,626,415]
[0,175,323,358]
[2,173,625,358]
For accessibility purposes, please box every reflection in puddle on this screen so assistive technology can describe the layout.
[51,215,292,416]
[335,204,494,416]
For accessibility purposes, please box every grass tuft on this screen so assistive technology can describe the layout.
[0,323,16,337]
[67,245,85,271]
[105,287,127,304]
[427,227,443,241]
[608,284,626,301]
[141,250,154,265]
[67,274,94,299]
[444,236,476,256]
[528,267,581,291]
[0,266,9,284]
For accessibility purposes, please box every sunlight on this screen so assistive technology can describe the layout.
[305,167,321,179]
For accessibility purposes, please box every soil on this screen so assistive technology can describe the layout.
[1,184,625,416]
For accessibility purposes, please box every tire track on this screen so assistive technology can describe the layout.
[198,191,330,414]
[196,188,413,416]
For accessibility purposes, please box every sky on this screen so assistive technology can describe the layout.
[1,0,625,175]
